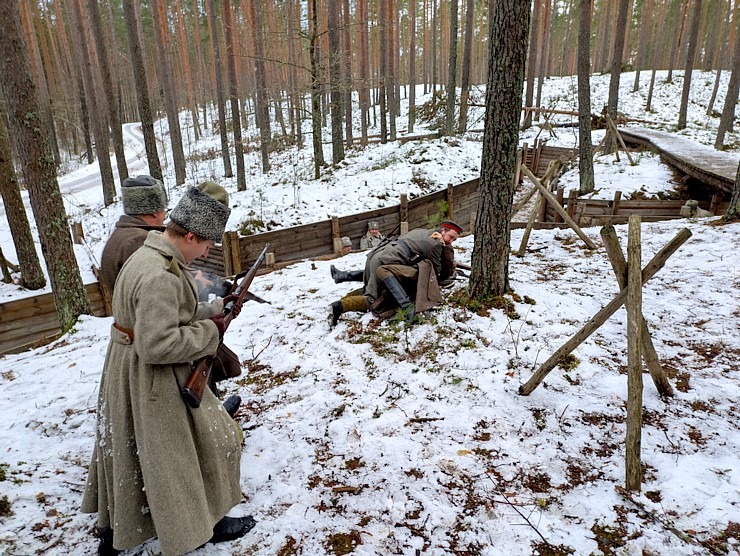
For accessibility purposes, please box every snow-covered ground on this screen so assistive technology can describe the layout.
[0,71,738,555]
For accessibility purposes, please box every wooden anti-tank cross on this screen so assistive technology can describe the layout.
[519,225,691,397]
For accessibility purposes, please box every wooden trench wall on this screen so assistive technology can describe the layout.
[0,142,728,355]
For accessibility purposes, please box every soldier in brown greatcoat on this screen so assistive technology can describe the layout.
[99,175,168,294]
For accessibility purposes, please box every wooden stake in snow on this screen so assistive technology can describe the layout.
[625,215,643,491]
[518,227,691,396]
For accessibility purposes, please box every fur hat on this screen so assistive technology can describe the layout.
[368,221,379,230]
[121,175,168,215]
[440,220,463,234]
[341,236,352,248]
[169,182,231,242]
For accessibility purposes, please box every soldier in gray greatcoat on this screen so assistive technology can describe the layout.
[82,183,255,556]
[329,220,462,326]
[359,221,385,250]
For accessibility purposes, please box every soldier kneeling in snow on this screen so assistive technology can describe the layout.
[328,220,461,326]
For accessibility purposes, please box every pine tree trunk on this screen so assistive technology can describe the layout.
[0,116,46,290]
[444,0,459,135]
[379,0,388,143]
[150,1,187,185]
[342,0,354,148]
[632,0,652,92]
[388,0,397,140]
[470,0,532,299]
[358,0,370,144]
[723,161,740,221]
[523,0,543,129]
[19,1,61,169]
[328,0,345,164]
[667,0,688,83]
[175,0,201,142]
[432,0,438,93]
[409,0,417,133]
[604,0,630,153]
[68,0,116,206]
[457,0,473,133]
[715,10,740,149]
[252,0,271,173]
[220,0,245,191]
[678,0,703,129]
[0,1,91,330]
[206,0,234,178]
[121,0,163,181]
[309,0,324,177]
[86,0,129,184]
[578,0,595,194]
[534,0,552,117]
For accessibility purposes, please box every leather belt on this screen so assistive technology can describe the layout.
[396,239,412,258]
[114,322,135,342]
[396,239,422,265]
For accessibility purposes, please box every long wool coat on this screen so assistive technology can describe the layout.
[99,214,164,293]
[82,231,242,556]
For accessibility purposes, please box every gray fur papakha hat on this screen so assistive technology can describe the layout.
[169,181,231,242]
[121,175,168,215]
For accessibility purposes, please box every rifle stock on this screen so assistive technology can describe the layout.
[181,243,269,408]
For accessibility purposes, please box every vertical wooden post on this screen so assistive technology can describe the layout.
[554,188,564,223]
[533,139,543,175]
[710,193,722,215]
[265,252,276,269]
[71,222,84,244]
[566,190,578,220]
[625,215,643,492]
[446,183,454,219]
[331,216,343,254]
[537,182,548,222]
[229,231,242,276]
[513,149,523,186]
[611,191,622,216]
[400,194,409,234]
[92,264,113,316]
[0,247,12,284]
[521,142,529,170]
[601,226,673,397]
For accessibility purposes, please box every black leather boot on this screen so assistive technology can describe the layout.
[97,527,120,556]
[330,265,364,283]
[210,515,257,543]
[223,394,241,418]
[328,301,343,328]
[382,276,415,322]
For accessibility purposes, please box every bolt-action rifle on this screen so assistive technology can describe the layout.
[181,243,269,408]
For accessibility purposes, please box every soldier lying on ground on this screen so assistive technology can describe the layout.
[328,220,461,327]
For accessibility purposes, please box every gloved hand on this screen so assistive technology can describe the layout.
[208,313,226,340]
[222,294,243,318]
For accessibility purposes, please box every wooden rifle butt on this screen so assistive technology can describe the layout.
[181,356,213,408]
